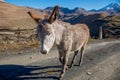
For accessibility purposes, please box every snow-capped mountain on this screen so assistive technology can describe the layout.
[98,3,120,11]
[89,3,120,15]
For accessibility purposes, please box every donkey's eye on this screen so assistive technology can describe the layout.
[48,32,51,35]
[45,31,51,35]
[42,23,45,25]
[41,24,44,26]
[44,30,51,35]
[40,23,44,26]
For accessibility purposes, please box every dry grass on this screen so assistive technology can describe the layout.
[88,38,96,42]
[0,1,46,29]
[0,38,97,53]
[0,40,40,52]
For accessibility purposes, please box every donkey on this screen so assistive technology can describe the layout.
[28,6,89,79]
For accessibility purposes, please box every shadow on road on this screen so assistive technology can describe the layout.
[0,64,61,80]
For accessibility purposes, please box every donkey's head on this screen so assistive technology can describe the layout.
[28,6,59,54]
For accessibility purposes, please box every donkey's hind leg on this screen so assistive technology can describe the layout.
[79,46,85,66]
[70,50,79,68]
[59,57,63,65]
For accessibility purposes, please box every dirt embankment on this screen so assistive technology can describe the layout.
[0,1,46,51]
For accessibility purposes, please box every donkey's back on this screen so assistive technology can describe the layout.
[69,24,89,51]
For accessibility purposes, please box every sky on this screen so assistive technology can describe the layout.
[5,0,120,10]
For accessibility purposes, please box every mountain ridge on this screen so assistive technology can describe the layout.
[43,6,89,15]
[0,1,120,39]
[43,3,120,15]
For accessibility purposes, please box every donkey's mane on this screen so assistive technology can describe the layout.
[55,20,72,29]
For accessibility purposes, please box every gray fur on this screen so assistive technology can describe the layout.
[37,20,89,79]
[28,6,89,79]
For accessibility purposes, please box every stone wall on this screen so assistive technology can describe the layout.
[0,28,38,44]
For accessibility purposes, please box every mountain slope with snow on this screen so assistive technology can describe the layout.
[99,3,120,11]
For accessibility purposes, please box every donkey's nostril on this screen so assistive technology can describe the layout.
[41,50,47,54]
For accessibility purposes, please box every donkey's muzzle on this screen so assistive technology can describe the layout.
[41,50,47,54]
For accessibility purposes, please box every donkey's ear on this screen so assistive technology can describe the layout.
[28,11,41,23]
[49,5,59,24]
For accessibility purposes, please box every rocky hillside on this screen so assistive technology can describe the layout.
[0,1,46,43]
[63,13,120,38]
[62,13,107,37]
[95,15,120,38]
[43,3,120,38]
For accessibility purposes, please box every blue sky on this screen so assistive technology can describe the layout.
[5,0,120,10]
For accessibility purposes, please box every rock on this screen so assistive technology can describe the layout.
[30,57,32,59]
[86,71,92,75]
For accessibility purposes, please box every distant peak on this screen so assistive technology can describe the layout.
[107,3,120,7]
[98,2,120,11]
[74,7,80,9]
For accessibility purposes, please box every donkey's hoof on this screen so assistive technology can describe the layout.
[66,66,68,70]
[59,72,64,80]
[59,75,63,80]
[78,63,82,66]
[69,64,74,68]
[58,77,62,80]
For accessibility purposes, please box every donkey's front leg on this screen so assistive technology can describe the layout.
[59,52,69,79]
[59,57,63,65]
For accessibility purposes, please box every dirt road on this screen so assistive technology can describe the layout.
[0,40,120,80]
